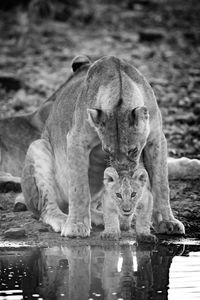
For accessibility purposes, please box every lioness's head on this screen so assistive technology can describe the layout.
[87,105,150,171]
[86,56,151,172]
[104,167,148,217]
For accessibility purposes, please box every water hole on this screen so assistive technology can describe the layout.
[0,242,200,300]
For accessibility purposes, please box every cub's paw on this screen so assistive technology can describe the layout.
[42,214,68,233]
[137,233,157,244]
[100,230,121,241]
[91,208,104,226]
[157,219,185,235]
[61,221,90,238]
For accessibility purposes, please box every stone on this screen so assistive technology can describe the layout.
[139,29,165,42]
[0,74,21,91]
[0,172,21,193]
[0,182,22,193]
[13,202,27,212]
[38,227,50,232]
[4,228,26,239]
[193,103,200,115]
[175,113,197,125]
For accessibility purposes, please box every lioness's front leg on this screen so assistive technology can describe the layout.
[21,139,68,233]
[144,132,185,235]
[61,131,92,237]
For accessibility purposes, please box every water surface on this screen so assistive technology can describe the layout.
[0,243,200,300]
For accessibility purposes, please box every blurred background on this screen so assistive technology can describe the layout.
[0,0,199,159]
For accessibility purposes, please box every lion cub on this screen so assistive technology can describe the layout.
[101,167,157,243]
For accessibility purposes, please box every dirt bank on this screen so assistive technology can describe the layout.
[0,177,200,247]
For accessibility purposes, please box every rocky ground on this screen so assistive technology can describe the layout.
[0,0,200,247]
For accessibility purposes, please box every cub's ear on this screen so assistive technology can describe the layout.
[104,167,119,184]
[133,169,148,186]
[87,108,102,126]
[71,55,91,72]
[129,106,149,127]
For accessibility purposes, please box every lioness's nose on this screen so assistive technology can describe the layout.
[114,153,129,169]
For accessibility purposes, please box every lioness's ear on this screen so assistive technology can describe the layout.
[71,55,91,72]
[87,108,102,126]
[104,167,119,184]
[133,169,148,186]
[129,106,149,127]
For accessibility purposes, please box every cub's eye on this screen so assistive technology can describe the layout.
[128,147,138,158]
[116,193,122,199]
[131,192,137,198]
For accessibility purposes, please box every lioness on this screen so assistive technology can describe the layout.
[21,55,185,237]
[101,167,156,243]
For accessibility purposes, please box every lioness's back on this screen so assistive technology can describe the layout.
[43,65,90,145]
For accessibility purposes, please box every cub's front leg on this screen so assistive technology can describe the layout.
[61,131,92,238]
[144,131,185,235]
[101,195,121,240]
[136,188,157,244]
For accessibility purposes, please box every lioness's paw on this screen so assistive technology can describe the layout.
[61,221,90,238]
[157,219,185,235]
[100,230,121,240]
[137,233,157,244]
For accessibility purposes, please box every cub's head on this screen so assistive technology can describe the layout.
[103,167,148,217]
[87,106,150,171]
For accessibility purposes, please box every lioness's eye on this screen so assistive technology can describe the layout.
[116,193,122,199]
[131,192,137,198]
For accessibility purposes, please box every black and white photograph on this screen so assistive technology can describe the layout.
[0,0,200,299]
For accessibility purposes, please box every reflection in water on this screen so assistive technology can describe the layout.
[169,252,200,300]
[0,243,199,300]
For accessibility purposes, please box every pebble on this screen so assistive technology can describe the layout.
[13,203,27,212]
[193,103,200,115]
[4,228,26,239]
[175,113,197,125]
[0,182,22,193]
[0,74,21,91]
[38,227,49,232]
[139,29,165,42]
[150,78,169,86]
